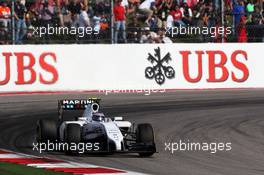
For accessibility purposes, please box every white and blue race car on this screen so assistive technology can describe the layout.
[36,98,156,157]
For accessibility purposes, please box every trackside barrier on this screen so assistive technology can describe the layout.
[0,43,264,93]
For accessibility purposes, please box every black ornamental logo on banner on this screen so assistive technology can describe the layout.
[145,47,175,85]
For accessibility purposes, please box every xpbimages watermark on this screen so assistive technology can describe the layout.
[166,26,232,38]
[32,24,99,38]
[32,140,100,154]
[165,140,232,154]
[98,88,166,95]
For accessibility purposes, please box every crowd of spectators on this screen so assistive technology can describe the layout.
[0,0,263,44]
[114,0,264,43]
[0,0,110,44]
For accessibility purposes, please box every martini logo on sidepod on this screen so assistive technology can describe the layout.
[145,47,175,85]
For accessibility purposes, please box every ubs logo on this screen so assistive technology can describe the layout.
[145,47,175,85]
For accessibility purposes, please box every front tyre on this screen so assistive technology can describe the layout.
[65,123,81,154]
[136,123,156,157]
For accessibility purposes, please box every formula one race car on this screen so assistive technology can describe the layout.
[36,98,156,157]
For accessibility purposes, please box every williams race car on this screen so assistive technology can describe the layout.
[36,98,156,157]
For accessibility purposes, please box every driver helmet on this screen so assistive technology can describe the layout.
[92,113,105,122]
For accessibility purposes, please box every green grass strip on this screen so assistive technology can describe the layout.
[0,162,72,175]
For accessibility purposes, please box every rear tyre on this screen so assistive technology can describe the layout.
[36,119,57,143]
[136,123,156,157]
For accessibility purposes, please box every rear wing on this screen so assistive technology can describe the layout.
[58,98,101,110]
[58,98,101,120]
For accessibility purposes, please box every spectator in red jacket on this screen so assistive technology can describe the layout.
[114,0,127,43]
[0,2,11,32]
[237,16,247,42]
[170,5,185,26]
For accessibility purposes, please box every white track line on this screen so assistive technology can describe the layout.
[0,154,29,158]
[27,162,98,168]
[83,173,148,175]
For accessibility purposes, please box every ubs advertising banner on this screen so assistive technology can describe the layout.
[0,43,263,93]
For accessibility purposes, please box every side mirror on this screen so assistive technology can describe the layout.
[113,116,123,121]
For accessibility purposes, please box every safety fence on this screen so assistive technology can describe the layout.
[0,0,263,44]
[0,24,263,44]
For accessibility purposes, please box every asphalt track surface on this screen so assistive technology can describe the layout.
[0,90,264,175]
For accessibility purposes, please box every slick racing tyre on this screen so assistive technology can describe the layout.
[136,123,156,157]
[65,123,81,154]
[65,123,81,144]
[36,119,57,143]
